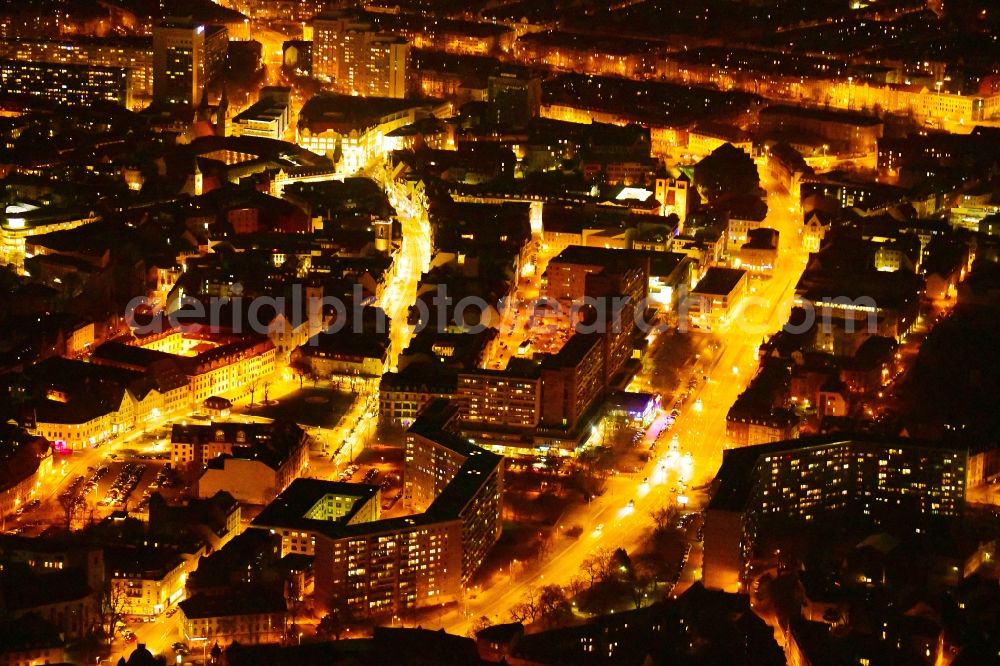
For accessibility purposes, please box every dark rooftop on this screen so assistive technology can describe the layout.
[179,584,286,619]
[692,267,747,296]
[251,478,379,533]
[762,104,884,127]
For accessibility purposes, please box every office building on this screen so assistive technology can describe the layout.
[487,71,541,128]
[232,87,291,140]
[297,94,450,173]
[703,436,967,592]
[152,18,228,106]
[312,11,408,99]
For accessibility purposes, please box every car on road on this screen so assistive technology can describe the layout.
[122,631,137,643]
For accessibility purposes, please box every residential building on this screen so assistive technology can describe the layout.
[179,585,287,646]
[703,436,968,592]
[457,369,541,430]
[107,547,186,617]
[759,105,884,154]
[738,228,780,276]
[0,60,130,107]
[379,368,458,428]
[0,36,153,107]
[686,267,749,330]
[0,427,52,522]
[0,615,66,666]
[252,479,381,558]
[297,329,390,381]
[725,201,769,256]
[542,246,650,312]
[302,400,503,616]
[539,333,606,430]
[312,11,408,99]
[173,421,309,505]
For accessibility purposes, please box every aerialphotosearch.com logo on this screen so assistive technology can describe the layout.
[125,283,882,341]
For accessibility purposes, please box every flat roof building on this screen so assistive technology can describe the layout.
[152,18,228,106]
[703,435,967,592]
[687,267,749,331]
[252,478,381,557]
[249,399,503,618]
[0,60,130,107]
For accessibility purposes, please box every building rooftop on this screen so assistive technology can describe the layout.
[251,478,379,533]
[541,332,602,370]
[274,399,502,542]
[298,94,443,134]
[692,267,747,296]
[549,245,649,272]
[179,584,286,619]
[742,227,780,250]
[761,104,884,127]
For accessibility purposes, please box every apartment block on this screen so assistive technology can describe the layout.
[252,400,503,617]
[312,11,408,99]
[703,436,968,592]
[457,369,541,430]
[0,60,130,107]
[0,37,152,106]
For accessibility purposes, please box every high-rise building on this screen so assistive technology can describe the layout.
[703,435,968,592]
[0,37,153,108]
[251,399,503,617]
[487,71,541,128]
[152,18,228,106]
[0,60,130,107]
[312,11,408,99]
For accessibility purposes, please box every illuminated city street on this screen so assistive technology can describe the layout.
[2,3,999,665]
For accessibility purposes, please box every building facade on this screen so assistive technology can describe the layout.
[303,400,503,617]
[312,11,408,99]
[703,436,968,592]
[0,37,152,108]
[0,60,130,107]
[152,19,227,106]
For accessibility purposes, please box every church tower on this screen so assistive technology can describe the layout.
[374,218,393,253]
[193,159,203,196]
[215,86,229,137]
